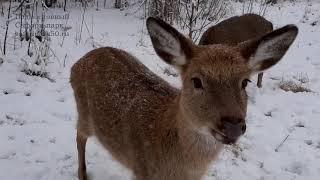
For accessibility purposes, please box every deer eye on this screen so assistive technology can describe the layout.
[191,77,203,89]
[242,79,251,89]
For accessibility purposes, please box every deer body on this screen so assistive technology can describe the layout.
[199,14,273,87]
[71,17,297,180]
[71,47,222,180]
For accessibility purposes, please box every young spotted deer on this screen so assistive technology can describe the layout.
[71,17,298,180]
[199,14,274,88]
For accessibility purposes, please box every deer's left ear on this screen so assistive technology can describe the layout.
[146,17,195,69]
[240,25,298,73]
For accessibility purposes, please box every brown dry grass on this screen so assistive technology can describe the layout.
[279,80,312,93]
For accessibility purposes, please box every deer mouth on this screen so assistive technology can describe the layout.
[210,129,237,145]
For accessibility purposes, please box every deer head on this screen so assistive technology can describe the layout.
[147,17,298,144]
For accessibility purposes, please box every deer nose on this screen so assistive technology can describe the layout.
[220,116,246,139]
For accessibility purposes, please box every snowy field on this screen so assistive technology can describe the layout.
[0,0,320,180]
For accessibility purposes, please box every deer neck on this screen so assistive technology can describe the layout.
[163,96,223,160]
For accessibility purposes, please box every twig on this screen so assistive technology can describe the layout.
[63,53,67,67]
[125,0,147,16]
[48,46,61,66]
[274,134,290,152]
[13,0,27,13]
[79,1,87,43]
[59,15,69,47]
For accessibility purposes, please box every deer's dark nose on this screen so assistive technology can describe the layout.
[220,116,246,139]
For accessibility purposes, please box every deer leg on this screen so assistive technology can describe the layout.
[77,131,88,180]
[257,73,264,88]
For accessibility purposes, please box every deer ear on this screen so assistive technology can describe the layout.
[146,17,194,68]
[240,25,298,73]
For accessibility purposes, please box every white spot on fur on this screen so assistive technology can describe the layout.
[195,127,223,154]
[198,127,212,136]
[214,133,224,142]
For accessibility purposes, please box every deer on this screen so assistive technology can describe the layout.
[70,17,298,180]
[199,14,274,88]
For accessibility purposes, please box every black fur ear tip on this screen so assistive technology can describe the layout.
[146,17,166,28]
[262,24,298,42]
[146,17,157,24]
[146,17,159,35]
[146,17,156,28]
[278,24,298,38]
[284,24,298,34]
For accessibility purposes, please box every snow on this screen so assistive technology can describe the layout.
[0,1,320,180]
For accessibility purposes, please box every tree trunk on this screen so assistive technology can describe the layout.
[188,3,195,39]
[45,0,57,8]
[28,0,35,56]
[114,0,122,9]
[64,0,67,11]
[3,0,12,55]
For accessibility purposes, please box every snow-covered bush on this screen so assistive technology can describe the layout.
[20,36,52,79]
[279,79,312,93]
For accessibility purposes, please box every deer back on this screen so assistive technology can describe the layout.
[199,14,273,45]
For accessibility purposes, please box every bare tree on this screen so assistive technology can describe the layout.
[242,0,269,16]
[115,0,122,8]
[64,0,67,11]
[3,0,12,55]
[27,0,35,56]
[147,0,177,23]
[19,0,24,41]
[178,0,227,41]
[1,0,4,16]
[44,0,57,7]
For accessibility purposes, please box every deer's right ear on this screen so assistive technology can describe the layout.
[240,25,298,73]
[146,17,194,68]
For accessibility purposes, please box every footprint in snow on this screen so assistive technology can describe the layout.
[8,136,15,141]
[17,78,27,83]
[58,154,73,162]
[35,159,46,163]
[2,88,17,95]
[304,140,313,145]
[49,137,56,144]
[57,97,65,102]
[0,151,16,160]
[284,161,307,175]
[24,91,32,96]
[2,114,25,126]
[50,112,72,121]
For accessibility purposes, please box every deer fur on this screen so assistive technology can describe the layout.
[70,17,298,180]
[199,14,274,88]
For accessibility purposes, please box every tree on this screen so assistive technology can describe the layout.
[178,0,227,41]
[115,0,122,8]
[3,0,12,55]
[148,0,177,24]
[44,0,57,7]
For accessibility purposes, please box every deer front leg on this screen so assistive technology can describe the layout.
[77,131,88,180]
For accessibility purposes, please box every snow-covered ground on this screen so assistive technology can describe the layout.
[1,1,320,180]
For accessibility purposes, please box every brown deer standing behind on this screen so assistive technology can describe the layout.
[199,14,274,88]
[71,17,297,180]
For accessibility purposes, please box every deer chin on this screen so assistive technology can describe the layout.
[210,129,238,145]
